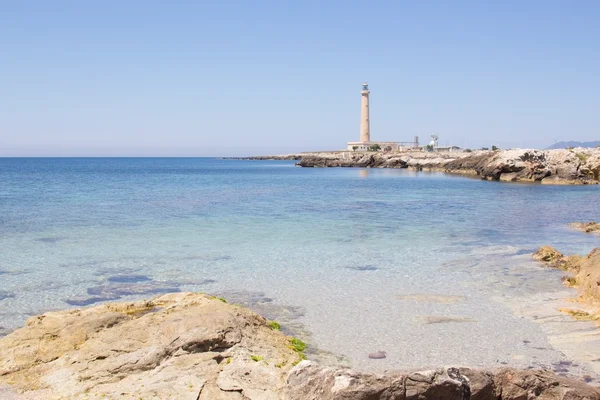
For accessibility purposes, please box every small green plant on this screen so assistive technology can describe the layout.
[352,146,358,151]
[268,321,281,331]
[226,357,231,364]
[216,296,227,303]
[491,145,499,151]
[250,355,263,362]
[275,360,287,368]
[575,153,589,162]
[425,144,434,152]
[481,147,489,151]
[465,148,472,153]
[368,143,381,151]
[289,337,307,353]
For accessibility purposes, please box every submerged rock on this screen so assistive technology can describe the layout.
[0,291,15,301]
[368,351,386,359]
[106,274,151,283]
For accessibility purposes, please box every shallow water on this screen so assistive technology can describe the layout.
[1,158,599,376]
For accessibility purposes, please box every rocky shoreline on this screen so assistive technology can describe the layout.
[242,148,600,185]
[1,223,600,398]
[533,232,600,323]
[1,292,599,399]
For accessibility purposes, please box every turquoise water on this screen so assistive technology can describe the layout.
[1,158,600,374]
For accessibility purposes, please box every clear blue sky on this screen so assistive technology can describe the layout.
[1,1,599,156]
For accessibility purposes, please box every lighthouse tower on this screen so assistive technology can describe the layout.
[360,82,370,143]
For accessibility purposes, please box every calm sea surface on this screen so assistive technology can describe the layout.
[1,158,599,374]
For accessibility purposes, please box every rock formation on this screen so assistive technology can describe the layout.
[533,244,600,323]
[0,293,303,399]
[1,292,599,399]
[292,148,600,184]
[287,362,600,400]
[570,222,600,237]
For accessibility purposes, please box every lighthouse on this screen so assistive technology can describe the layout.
[347,82,400,151]
[360,82,370,143]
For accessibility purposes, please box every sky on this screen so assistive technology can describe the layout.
[1,1,599,156]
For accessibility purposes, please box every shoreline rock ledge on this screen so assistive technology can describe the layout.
[292,148,600,184]
[0,292,599,399]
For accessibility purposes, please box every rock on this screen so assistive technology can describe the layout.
[533,246,565,265]
[1,293,599,399]
[292,148,600,184]
[286,363,600,400]
[574,248,600,304]
[494,368,600,400]
[533,245,600,325]
[0,292,301,399]
[570,222,600,236]
[368,351,386,359]
[0,291,15,301]
[532,246,584,272]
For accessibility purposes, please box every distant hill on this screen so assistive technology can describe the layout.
[546,141,600,149]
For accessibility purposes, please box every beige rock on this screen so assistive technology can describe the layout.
[0,292,301,399]
[533,246,565,264]
[295,148,600,184]
[570,222,600,236]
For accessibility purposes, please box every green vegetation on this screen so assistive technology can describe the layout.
[425,144,434,152]
[465,148,472,152]
[250,355,263,362]
[481,147,489,151]
[352,146,358,151]
[367,144,381,151]
[225,357,231,364]
[216,296,227,303]
[267,320,281,331]
[575,153,590,162]
[491,145,499,151]
[275,360,287,368]
[289,337,307,353]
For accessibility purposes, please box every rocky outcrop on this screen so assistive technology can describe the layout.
[533,244,600,323]
[1,292,599,399]
[532,246,583,271]
[570,222,600,237]
[294,148,600,184]
[229,155,303,160]
[0,292,303,399]
[287,361,600,400]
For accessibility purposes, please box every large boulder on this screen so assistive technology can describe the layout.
[0,292,301,399]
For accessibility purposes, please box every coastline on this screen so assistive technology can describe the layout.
[1,292,600,399]
[2,159,600,398]
[238,148,600,185]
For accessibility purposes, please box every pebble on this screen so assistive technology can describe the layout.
[368,351,386,359]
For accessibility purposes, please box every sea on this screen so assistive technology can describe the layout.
[1,158,599,376]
